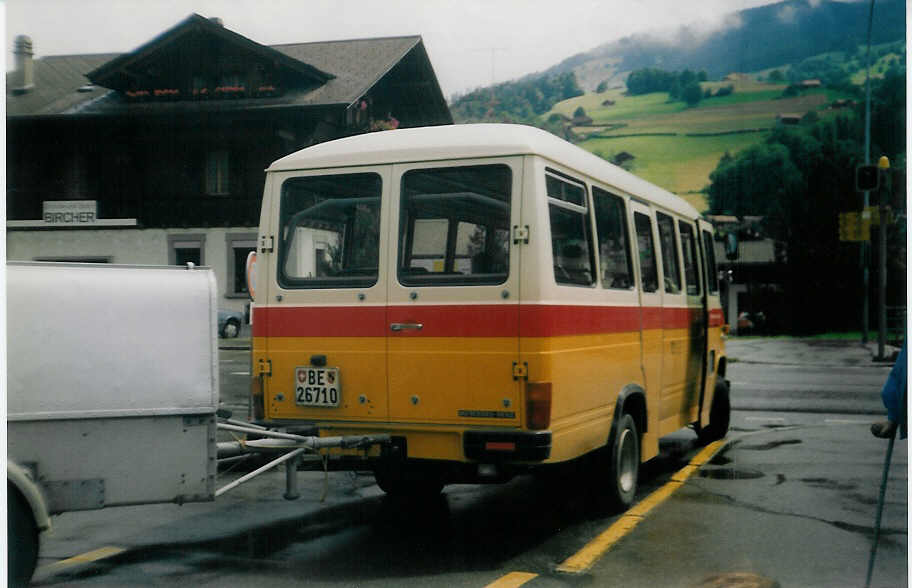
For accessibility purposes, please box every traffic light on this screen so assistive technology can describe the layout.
[856,164,879,191]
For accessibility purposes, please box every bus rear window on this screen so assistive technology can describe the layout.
[278,173,382,289]
[399,164,511,286]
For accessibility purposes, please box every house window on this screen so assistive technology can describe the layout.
[168,234,206,266]
[192,75,209,97]
[206,150,230,195]
[227,234,257,297]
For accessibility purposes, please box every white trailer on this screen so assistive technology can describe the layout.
[6,261,390,586]
[6,262,219,585]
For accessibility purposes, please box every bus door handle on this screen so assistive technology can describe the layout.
[391,323,423,332]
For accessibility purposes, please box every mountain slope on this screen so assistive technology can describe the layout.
[548,0,905,90]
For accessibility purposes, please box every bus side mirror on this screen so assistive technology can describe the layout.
[724,233,739,261]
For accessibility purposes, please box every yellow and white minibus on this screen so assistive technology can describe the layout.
[250,123,728,507]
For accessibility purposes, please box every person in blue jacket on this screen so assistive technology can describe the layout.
[871,341,907,439]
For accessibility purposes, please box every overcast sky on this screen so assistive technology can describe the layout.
[6,0,793,98]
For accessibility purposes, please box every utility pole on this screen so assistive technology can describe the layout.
[472,48,508,86]
[861,0,876,343]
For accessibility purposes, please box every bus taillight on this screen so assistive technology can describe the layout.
[526,382,552,430]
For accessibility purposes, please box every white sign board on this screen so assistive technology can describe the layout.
[43,200,98,224]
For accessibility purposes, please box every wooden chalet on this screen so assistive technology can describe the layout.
[6,14,452,310]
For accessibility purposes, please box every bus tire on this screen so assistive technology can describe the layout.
[8,485,39,588]
[373,464,444,498]
[698,380,731,444]
[600,413,640,510]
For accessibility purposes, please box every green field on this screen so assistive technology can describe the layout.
[543,76,850,209]
[581,132,766,211]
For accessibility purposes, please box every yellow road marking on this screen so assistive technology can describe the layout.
[38,545,126,574]
[556,439,727,574]
[484,571,539,587]
[690,440,726,466]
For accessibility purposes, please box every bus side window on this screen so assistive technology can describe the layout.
[547,173,594,286]
[702,229,719,294]
[593,187,633,289]
[678,221,701,296]
[656,212,682,294]
[633,212,659,293]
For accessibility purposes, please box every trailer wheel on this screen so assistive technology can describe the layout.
[374,464,444,498]
[598,413,640,510]
[698,380,731,444]
[8,485,39,588]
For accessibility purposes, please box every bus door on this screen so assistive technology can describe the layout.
[629,202,664,418]
[262,168,392,423]
[655,211,688,426]
[678,218,706,423]
[696,218,721,426]
[387,160,523,429]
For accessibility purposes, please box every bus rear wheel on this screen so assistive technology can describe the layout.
[598,413,640,510]
[373,463,444,498]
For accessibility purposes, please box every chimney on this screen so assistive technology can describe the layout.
[12,35,34,94]
[209,17,224,27]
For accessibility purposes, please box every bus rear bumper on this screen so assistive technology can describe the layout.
[463,430,551,462]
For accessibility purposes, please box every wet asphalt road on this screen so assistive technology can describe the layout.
[29,339,904,587]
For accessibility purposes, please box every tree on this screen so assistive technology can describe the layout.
[681,82,703,106]
[573,106,587,118]
[596,80,609,93]
[768,69,785,82]
[707,71,906,335]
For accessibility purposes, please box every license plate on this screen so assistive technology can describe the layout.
[294,367,340,407]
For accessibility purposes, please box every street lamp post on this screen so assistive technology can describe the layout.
[877,155,890,360]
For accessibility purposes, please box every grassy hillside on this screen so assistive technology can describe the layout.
[542,75,863,209]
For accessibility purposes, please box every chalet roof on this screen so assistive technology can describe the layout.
[7,16,443,119]
[87,14,333,91]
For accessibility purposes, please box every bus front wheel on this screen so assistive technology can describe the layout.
[698,380,731,444]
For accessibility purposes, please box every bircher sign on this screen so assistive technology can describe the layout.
[43,200,97,225]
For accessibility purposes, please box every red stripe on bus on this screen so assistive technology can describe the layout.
[252,306,387,337]
[253,304,710,338]
[388,305,518,337]
[519,305,641,337]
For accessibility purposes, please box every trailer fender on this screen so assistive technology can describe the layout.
[8,460,50,533]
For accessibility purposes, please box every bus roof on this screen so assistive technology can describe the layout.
[267,123,701,219]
